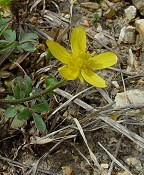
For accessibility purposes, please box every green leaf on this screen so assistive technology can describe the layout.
[30,103,50,113]
[20,33,38,43]
[13,76,25,99]
[14,84,20,99]
[17,105,25,112]
[25,75,32,97]
[0,41,18,53]
[0,18,11,26]
[17,109,31,120]
[18,42,35,52]
[33,113,46,133]
[45,76,58,88]
[46,49,52,62]
[3,29,16,41]
[5,96,16,100]
[45,77,58,96]
[11,116,26,129]
[5,107,17,118]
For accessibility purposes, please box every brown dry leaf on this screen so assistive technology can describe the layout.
[117,171,132,175]
[110,112,120,121]
[0,70,11,78]
[9,53,30,70]
[62,166,73,175]
[80,2,99,10]
[30,137,54,145]
[29,16,37,25]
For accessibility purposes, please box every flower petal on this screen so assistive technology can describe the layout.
[70,27,86,56]
[46,40,71,64]
[81,69,106,87]
[88,52,117,70]
[58,65,79,80]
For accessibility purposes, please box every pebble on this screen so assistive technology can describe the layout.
[115,89,144,107]
[94,32,109,48]
[135,19,144,38]
[118,26,136,44]
[100,163,109,169]
[132,0,144,12]
[29,17,37,25]
[124,6,137,23]
[22,12,27,18]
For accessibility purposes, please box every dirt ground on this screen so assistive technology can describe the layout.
[0,0,144,175]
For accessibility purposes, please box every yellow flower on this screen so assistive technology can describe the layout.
[46,27,117,88]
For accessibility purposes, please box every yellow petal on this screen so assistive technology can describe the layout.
[81,69,106,88]
[88,52,117,70]
[58,65,79,80]
[70,27,86,56]
[46,40,71,64]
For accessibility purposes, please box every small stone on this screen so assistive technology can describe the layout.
[22,12,27,18]
[125,157,143,171]
[118,26,136,44]
[112,81,120,89]
[101,163,109,169]
[64,14,70,19]
[135,19,144,38]
[29,17,37,25]
[115,89,144,107]
[125,6,137,23]
[103,7,115,19]
[83,19,90,27]
[94,32,109,48]
[132,0,144,12]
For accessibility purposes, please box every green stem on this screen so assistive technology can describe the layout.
[0,79,67,105]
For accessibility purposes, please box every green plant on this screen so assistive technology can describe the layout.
[0,15,38,54]
[1,26,117,133]
[4,75,60,133]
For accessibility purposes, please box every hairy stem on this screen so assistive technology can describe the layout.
[0,79,67,105]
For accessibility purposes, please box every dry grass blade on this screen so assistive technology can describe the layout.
[100,115,144,148]
[30,126,72,144]
[30,0,42,12]
[73,118,103,171]
[73,144,92,165]
[97,88,113,104]
[53,88,97,112]
[98,142,133,175]
[48,87,94,120]
[0,155,59,175]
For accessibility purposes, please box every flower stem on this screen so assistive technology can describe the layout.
[0,79,67,105]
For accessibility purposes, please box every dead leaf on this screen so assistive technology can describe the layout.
[62,166,73,175]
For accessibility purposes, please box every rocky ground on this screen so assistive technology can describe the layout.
[0,0,144,175]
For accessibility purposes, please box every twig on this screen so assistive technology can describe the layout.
[98,142,133,175]
[48,86,95,120]
[99,114,144,148]
[107,137,123,175]
[0,155,60,175]
[26,140,64,175]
